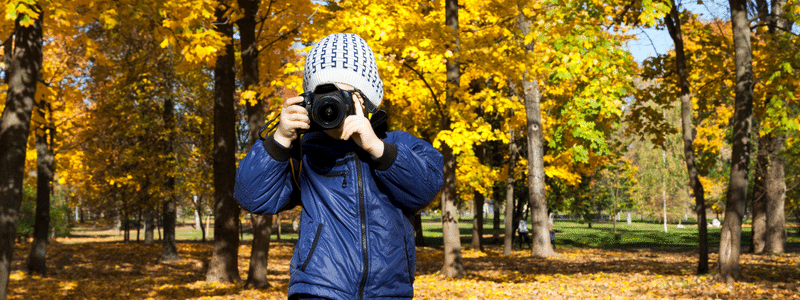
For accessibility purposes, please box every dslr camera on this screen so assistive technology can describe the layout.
[297,83,364,133]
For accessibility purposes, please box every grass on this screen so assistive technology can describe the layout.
[95,214,800,252]
[416,215,800,250]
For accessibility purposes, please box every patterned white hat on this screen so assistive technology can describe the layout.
[303,33,384,108]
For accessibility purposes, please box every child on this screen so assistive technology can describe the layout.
[234,33,444,300]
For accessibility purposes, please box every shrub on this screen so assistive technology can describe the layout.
[16,186,72,240]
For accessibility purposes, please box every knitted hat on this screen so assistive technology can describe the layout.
[303,33,384,109]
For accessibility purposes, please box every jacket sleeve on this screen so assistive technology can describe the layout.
[373,131,444,213]
[234,134,297,215]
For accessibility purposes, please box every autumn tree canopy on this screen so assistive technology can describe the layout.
[1,0,799,293]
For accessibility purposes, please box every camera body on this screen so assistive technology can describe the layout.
[297,84,359,133]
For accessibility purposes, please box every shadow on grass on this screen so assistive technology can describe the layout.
[10,239,299,300]
[415,245,800,287]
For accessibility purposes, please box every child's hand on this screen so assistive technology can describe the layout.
[340,93,384,159]
[274,96,310,148]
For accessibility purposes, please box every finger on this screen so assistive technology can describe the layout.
[286,113,310,124]
[283,96,305,108]
[285,120,310,131]
[340,117,359,141]
[282,104,308,116]
[352,93,364,118]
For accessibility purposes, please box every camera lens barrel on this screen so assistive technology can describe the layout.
[298,86,355,133]
[312,96,347,129]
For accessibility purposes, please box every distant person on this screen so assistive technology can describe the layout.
[234,33,444,299]
[549,222,556,249]
[518,219,531,248]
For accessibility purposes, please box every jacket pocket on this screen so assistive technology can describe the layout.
[321,171,348,188]
[300,222,324,272]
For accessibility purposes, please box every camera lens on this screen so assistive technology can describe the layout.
[319,103,339,123]
[312,96,346,129]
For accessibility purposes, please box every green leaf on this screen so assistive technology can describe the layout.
[782,62,794,73]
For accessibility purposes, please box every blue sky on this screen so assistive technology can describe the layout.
[625,0,733,63]
[627,27,673,63]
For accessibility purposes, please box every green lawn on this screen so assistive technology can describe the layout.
[417,215,800,250]
[550,221,727,248]
[118,215,799,251]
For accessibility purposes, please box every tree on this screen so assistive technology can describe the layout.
[440,0,465,278]
[750,0,794,255]
[206,3,241,283]
[234,0,311,287]
[719,0,755,284]
[595,131,635,234]
[627,104,691,225]
[160,79,179,262]
[237,0,271,289]
[0,3,43,299]
[470,145,486,252]
[23,26,86,274]
[663,0,708,274]
[504,129,520,256]
[26,94,53,275]
[516,4,554,258]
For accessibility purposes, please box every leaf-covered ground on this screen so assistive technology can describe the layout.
[8,227,800,299]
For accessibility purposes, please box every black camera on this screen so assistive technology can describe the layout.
[297,83,361,133]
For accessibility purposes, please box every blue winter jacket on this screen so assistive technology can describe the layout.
[234,131,444,300]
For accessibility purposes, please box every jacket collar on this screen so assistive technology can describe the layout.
[301,132,359,160]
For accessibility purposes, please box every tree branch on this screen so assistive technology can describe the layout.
[401,61,446,122]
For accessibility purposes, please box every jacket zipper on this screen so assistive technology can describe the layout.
[322,171,348,188]
[356,157,368,300]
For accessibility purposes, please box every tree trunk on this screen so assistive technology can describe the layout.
[662,149,668,233]
[245,214,272,289]
[764,134,786,253]
[664,1,709,274]
[522,78,553,257]
[414,214,425,246]
[192,195,206,242]
[27,99,53,275]
[492,189,501,244]
[161,95,180,262]
[759,0,789,256]
[237,0,272,288]
[275,213,282,241]
[122,209,130,242]
[516,6,553,258]
[206,6,241,283]
[471,191,484,251]
[144,207,155,244]
[0,9,43,299]
[161,198,179,261]
[471,144,485,251]
[193,195,202,229]
[719,0,754,284]
[440,144,464,278]
[612,204,617,233]
[136,210,142,242]
[751,133,767,253]
[440,0,464,279]
[503,129,517,256]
